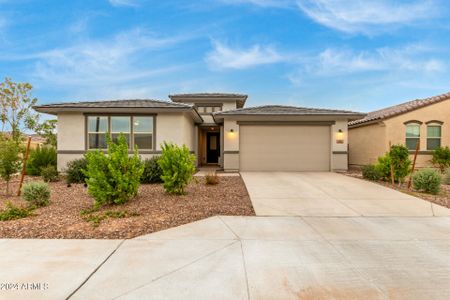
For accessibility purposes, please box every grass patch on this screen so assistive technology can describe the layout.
[81,209,139,227]
[0,202,34,221]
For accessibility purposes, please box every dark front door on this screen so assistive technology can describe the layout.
[206,132,220,164]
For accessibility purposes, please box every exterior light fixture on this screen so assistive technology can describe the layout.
[336,129,344,144]
[230,129,234,133]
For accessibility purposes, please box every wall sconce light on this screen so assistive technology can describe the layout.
[336,129,344,144]
[229,129,234,133]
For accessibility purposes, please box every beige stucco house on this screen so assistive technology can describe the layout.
[349,92,450,168]
[33,93,364,172]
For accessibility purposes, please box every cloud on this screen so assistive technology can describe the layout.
[296,0,438,34]
[108,0,138,7]
[219,0,294,8]
[206,41,285,69]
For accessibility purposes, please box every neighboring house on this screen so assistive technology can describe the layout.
[349,92,450,168]
[33,93,364,172]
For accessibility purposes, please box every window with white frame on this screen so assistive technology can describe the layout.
[196,106,222,113]
[87,116,154,150]
[427,123,442,150]
[405,123,420,150]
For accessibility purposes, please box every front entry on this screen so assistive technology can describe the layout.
[206,132,220,164]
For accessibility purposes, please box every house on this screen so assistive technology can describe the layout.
[33,93,364,172]
[348,92,450,168]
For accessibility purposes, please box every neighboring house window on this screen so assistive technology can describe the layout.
[405,123,420,150]
[88,116,108,149]
[197,106,221,113]
[427,124,442,150]
[133,116,153,150]
[87,116,154,150]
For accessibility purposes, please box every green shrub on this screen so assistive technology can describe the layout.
[158,142,196,195]
[205,173,220,185]
[26,146,57,176]
[0,201,33,221]
[443,168,450,185]
[431,146,450,173]
[412,168,441,195]
[65,158,88,184]
[389,145,411,183]
[141,156,163,184]
[361,165,381,181]
[374,154,392,181]
[21,181,51,207]
[41,165,58,182]
[0,139,22,195]
[84,134,144,206]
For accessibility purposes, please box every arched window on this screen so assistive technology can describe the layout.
[405,121,421,150]
[426,121,443,150]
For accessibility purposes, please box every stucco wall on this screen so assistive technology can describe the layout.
[58,113,86,151]
[349,98,450,168]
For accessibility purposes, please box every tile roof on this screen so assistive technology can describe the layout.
[169,93,247,99]
[214,105,364,116]
[349,92,450,127]
[34,99,192,109]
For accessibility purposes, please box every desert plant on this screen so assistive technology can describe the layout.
[84,134,144,206]
[41,165,58,182]
[158,142,196,195]
[65,158,88,185]
[0,201,33,221]
[21,181,51,207]
[389,145,411,183]
[374,154,392,181]
[412,168,441,195]
[205,172,220,185]
[361,164,382,181]
[431,146,450,173]
[443,168,450,185]
[0,139,22,195]
[26,146,57,176]
[141,156,163,184]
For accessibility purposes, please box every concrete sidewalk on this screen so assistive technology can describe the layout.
[241,172,450,217]
[2,216,450,299]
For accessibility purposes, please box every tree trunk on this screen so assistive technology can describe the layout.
[6,180,9,196]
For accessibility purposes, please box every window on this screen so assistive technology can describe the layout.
[427,124,442,150]
[405,123,420,150]
[87,116,154,150]
[88,116,108,149]
[197,106,222,113]
[133,116,153,150]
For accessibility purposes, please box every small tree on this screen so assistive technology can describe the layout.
[0,139,22,195]
[35,119,57,147]
[0,78,40,141]
[431,146,450,173]
[389,145,411,183]
[158,142,196,195]
[84,134,144,206]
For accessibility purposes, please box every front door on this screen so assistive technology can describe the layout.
[206,132,220,164]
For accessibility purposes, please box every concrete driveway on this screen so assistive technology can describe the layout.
[2,216,450,299]
[241,172,450,216]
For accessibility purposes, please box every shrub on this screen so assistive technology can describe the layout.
[0,139,22,195]
[41,165,58,182]
[22,181,51,207]
[431,146,450,173]
[389,145,411,183]
[374,154,392,181]
[65,158,88,184]
[443,168,450,185]
[158,142,196,195]
[0,201,33,221]
[361,165,381,181]
[84,134,144,206]
[412,168,441,195]
[141,156,163,184]
[26,146,57,176]
[205,172,220,185]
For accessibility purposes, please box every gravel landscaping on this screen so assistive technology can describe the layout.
[0,176,254,239]
[343,169,450,209]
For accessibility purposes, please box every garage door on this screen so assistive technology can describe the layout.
[239,125,331,171]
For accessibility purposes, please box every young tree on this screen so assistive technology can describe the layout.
[0,77,40,141]
[34,119,57,147]
[0,139,22,195]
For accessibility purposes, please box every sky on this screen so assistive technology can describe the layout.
[0,0,449,113]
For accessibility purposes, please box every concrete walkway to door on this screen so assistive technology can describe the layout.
[241,172,450,217]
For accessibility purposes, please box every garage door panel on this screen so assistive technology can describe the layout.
[239,125,330,171]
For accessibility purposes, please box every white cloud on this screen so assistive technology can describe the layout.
[206,41,285,69]
[108,0,138,7]
[219,0,294,8]
[296,0,438,34]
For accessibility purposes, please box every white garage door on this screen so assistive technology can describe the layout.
[239,125,331,171]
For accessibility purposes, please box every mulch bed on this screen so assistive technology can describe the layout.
[342,169,450,209]
[0,176,255,239]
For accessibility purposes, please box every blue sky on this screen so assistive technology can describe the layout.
[0,0,449,112]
